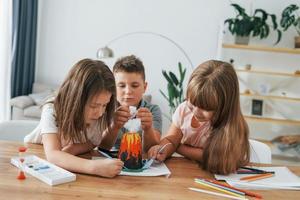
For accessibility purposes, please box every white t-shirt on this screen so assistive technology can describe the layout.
[24,103,103,146]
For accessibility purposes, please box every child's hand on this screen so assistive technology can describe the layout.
[148,145,167,162]
[136,108,153,130]
[92,158,124,178]
[112,106,130,130]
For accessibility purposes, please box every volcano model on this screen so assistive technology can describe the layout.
[118,132,142,169]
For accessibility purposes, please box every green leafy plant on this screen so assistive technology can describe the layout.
[225,3,282,44]
[159,62,186,121]
[280,4,300,35]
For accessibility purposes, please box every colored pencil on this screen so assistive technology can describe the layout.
[97,150,130,170]
[195,179,245,196]
[240,166,275,174]
[240,173,274,181]
[237,170,263,174]
[189,187,248,200]
[98,150,112,159]
[194,179,245,198]
[158,143,172,153]
[241,166,266,173]
[204,179,262,199]
[237,170,275,174]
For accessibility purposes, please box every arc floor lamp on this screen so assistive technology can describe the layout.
[96,31,194,69]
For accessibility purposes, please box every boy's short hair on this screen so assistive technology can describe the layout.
[113,55,145,80]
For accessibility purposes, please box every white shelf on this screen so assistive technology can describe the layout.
[221,40,300,163]
[223,43,300,54]
[244,115,300,126]
[235,69,300,77]
[240,93,300,102]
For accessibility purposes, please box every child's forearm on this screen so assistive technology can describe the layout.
[99,126,119,150]
[158,136,179,159]
[143,127,160,151]
[46,149,95,174]
[62,141,95,155]
[176,144,203,162]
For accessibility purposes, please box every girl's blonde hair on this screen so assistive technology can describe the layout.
[187,60,249,174]
[54,59,116,144]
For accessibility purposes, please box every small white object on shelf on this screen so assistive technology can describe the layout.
[11,155,76,186]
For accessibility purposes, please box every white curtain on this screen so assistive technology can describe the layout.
[0,0,12,122]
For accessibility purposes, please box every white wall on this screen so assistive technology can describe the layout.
[35,0,300,137]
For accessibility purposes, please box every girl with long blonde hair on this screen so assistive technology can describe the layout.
[148,60,249,174]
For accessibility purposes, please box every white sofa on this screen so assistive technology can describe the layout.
[10,83,57,120]
[10,82,152,121]
[0,120,39,141]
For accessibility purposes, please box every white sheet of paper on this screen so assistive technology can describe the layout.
[92,157,171,177]
[215,167,300,190]
[120,162,171,177]
[225,181,300,190]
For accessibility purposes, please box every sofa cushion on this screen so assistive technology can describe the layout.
[10,96,35,109]
[32,82,58,93]
[24,106,42,118]
[29,90,53,106]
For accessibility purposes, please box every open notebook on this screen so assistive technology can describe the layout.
[215,167,300,190]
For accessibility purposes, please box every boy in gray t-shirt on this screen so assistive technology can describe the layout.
[100,55,162,152]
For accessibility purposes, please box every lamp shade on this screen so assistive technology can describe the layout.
[97,46,114,59]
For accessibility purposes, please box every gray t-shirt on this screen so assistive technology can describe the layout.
[114,99,162,149]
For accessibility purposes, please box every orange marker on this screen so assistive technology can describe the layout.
[240,173,274,182]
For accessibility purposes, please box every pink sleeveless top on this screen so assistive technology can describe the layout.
[172,101,211,148]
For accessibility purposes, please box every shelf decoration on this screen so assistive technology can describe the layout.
[224,3,282,45]
[280,4,300,48]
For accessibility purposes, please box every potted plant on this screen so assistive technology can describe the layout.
[159,62,186,121]
[225,3,282,45]
[280,4,300,48]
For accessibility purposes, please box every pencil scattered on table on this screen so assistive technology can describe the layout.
[195,178,245,195]
[193,178,247,199]
[189,187,248,200]
[237,166,275,174]
[203,179,262,199]
[240,173,274,182]
[215,166,300,190]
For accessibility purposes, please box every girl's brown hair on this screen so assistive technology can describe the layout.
[187,60,249,174]
[54,59,116,144]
